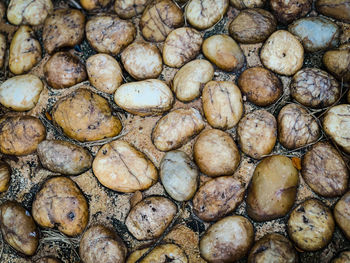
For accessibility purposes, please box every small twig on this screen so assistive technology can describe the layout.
[39,229,80,260]
[204,14,226,33]
[266,90,289,115]
[283,136,324,155]
[180,2,188,9]
[183,2,189,27]
[261,147,303,158]
[173,0,182,10]
[39,114,128,147]
[82,128,129,147]
[135,212,183,263]
[121,73,129,83]
[318,79,349,119]
[40,229,80,246]
[0,231,4,262]
[67,0,83,9]
[261,131,325,159]
[300,79,349,119]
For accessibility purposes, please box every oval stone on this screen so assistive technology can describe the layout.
[92,140,158,193]
[0,116,46,155]
[0,74,43,111]
[52,88,122,142]
[289,17,340,52]
[37,140,92,175]
[114,79,174,116]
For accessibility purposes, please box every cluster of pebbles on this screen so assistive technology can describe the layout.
[0,0,349,262]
